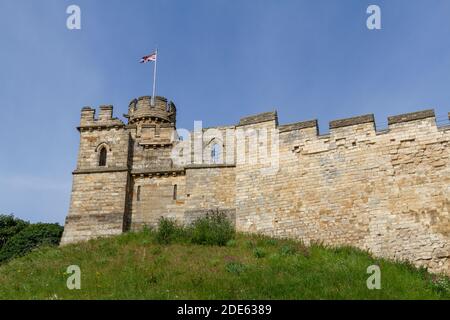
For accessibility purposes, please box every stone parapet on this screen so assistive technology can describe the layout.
[238,111,278,126]
[388,109,435,125]
[329,114,375,129]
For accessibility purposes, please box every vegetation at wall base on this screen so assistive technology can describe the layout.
[0,216,448,300]
[156,214,235,246]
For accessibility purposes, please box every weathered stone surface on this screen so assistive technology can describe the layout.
[184,209,236,226]
[279,120,318,133]
[329,114,375,129]
[62,99,450,275]
[238,111,278,126]
[235,109,449,275]
[388,109,435,125]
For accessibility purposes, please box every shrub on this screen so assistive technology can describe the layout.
[189,213,235,246]
[0,223,63,263]
[155,214,235,246]
[155,217,185,245]
[0,214,29,249]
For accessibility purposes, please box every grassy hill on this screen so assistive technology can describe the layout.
[0,229,448,300]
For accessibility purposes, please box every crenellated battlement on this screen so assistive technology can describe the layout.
[234,108,449,275]
[388,109,435,125]
[279,119,318,133]
[237,111,278,126]
[234,109,448,139]
[127,96,176,125]
[275,109,447,137]
[79,105,125,131]
[329,114,375,130]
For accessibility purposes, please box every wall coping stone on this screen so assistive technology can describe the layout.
[388,109,435,125]
[279,119,318,133]
[237,111,278,126]
[329,114,375,129]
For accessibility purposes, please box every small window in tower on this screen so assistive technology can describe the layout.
[99,147,107,167]
[137,186,141,202]
[211,144,221,164]
[155,125,160,137]
[173,184,177,200]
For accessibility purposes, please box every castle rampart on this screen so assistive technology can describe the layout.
[61,97,450,274]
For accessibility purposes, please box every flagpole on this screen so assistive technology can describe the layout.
[151,49,158,106]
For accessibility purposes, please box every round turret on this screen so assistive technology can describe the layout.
[127,96,176,124]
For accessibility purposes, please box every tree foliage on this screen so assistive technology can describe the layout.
[0,214,29,249]
[0,221,63,263]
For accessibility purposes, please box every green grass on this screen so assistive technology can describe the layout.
[0,230,448,300]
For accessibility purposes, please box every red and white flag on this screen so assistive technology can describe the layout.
[140,52,157,63]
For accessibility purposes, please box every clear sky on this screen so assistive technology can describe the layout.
[1,0,450,224]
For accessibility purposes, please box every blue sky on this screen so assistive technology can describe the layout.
[1,0,450,224]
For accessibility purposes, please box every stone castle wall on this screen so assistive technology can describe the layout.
[61,97,450,274]
[130,174,186,229]
[61,171,129,245]
[235,111,449,274]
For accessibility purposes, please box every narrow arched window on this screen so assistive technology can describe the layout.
[99,147,107,167]
[211,144,221,164]
[137,186,141,202]
[173,184,177,200]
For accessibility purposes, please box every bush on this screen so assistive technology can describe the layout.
[189,213,235,246]
[155,214,235,246]
[0,223,63,263]
[0,214,29,249]
[155,217,184,245]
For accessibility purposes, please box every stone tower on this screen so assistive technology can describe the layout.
[124,96,181,230]
[126,96,177,171]
[61,96,178,244]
